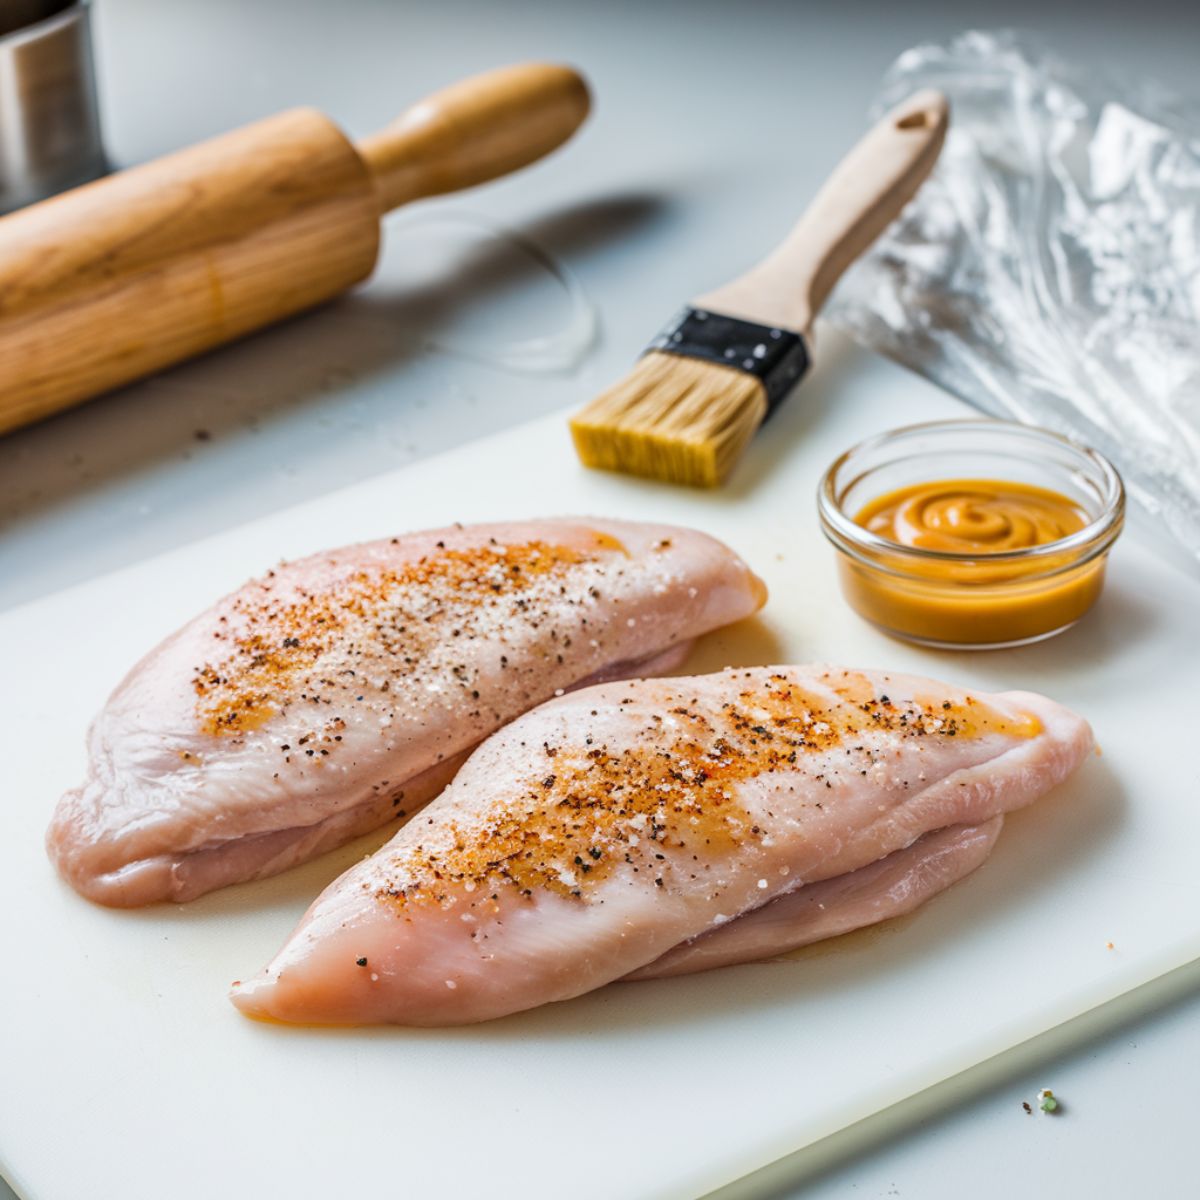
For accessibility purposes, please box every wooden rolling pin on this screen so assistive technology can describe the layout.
[0,62,590,435]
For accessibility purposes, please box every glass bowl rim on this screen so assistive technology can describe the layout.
[818,418,1125,567]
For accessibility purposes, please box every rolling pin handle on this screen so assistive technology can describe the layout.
[357,62,591,212]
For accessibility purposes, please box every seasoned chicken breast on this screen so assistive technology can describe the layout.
[625,817,1003,979]
[230,666,1092,1026]
[48,519,766,906]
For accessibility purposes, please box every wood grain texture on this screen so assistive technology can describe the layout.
[697,90,949,334]
[358,62,590,211]
[0,108,379,433]
[0,63,590,435]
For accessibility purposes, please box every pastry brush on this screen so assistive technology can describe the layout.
[569,90,948,486]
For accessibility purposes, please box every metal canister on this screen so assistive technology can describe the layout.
[0,0,106,212]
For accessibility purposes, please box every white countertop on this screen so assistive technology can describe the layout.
[4,1,1199,1196]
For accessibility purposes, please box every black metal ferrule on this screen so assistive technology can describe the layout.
[646,306,809,415]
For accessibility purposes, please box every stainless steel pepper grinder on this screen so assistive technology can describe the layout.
[0,0,107,212]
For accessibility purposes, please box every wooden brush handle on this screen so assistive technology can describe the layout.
[696,89,948,334]
[0,63,589,436]
[359,62,590,211]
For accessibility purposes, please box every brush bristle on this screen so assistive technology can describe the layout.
[569,352,768,487]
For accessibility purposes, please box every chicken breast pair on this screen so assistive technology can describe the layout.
[48,518,1093,1026]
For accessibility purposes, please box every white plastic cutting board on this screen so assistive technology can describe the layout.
[3,356,1199,1200]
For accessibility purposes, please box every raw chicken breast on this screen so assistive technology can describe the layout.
[625,817,1003,979]
[48,519,765,906]
[230,666,1092,1026]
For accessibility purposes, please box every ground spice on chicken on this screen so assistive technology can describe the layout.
[192,539,616,737]
[377,670,1039,912]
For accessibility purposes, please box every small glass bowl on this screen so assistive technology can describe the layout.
[817,419,1125,650]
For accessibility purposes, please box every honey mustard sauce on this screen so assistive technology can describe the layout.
[857,479,1088,553]
[840,478,1107,647]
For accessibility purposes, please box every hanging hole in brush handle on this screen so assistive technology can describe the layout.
[695,89,949,335]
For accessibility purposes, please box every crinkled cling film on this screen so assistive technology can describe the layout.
[826,30,1200,570]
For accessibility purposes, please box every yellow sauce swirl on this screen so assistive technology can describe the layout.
[858,479,1088,553]
[836,477,1108,648]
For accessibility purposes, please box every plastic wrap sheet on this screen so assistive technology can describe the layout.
[827,31,1200,569]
